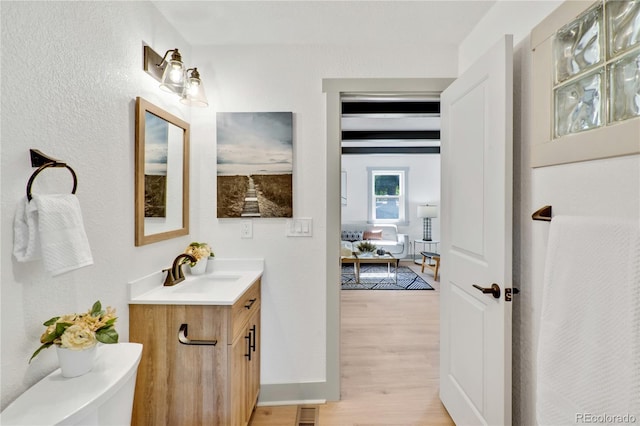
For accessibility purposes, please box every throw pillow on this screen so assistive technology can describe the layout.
[341,230,363,242]
[363,229,383,240]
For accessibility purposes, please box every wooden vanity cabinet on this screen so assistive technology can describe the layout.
[130,279,261,426]
[230,304,261,425]
[229,281,261,426]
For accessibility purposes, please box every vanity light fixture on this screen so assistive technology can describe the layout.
[180,68,209,107]
[143,45,209,107]
[159,48,186,93]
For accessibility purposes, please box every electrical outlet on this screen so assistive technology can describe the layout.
[241,220,253,239]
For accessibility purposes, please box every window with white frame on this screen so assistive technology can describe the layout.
[368,168,408,224]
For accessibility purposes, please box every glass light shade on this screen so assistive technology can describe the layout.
[553,4,603,84]
[180,70,209,107]
[607,0,640,58]
[159,55,186,93]
[417,205,438,218]
[608,49,640,123]
[554,69,603,137]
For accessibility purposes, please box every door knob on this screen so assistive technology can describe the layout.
[472,283,501,299]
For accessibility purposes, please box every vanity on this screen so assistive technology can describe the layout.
[128,259,263,426]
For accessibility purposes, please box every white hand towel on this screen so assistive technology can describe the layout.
[14,194,93,276]
[13,197,42,262]
[536,216,640,425]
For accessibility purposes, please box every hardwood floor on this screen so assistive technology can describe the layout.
[250,262,454,426]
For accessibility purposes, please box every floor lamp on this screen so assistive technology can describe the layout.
[417,205,438,241]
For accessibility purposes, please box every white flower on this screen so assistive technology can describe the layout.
[185,242,212,261]
[30,301,118,363]
[60,324,97,350]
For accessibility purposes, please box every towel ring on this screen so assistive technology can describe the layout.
[26,162,78,202]
[532,205,552,222]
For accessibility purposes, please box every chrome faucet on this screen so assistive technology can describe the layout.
[163,253,197,286]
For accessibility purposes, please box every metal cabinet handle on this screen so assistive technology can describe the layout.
[245,333,252,360]
[250,325,256,352]
[472,283,501,299]
[178,324,218,346]
[244,298,257,310]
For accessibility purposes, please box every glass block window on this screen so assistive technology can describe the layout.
[555,69,603,136]
[607,0,640,57]
[552,0,640,139]
[553,4,603,84]
[608,49,640,122]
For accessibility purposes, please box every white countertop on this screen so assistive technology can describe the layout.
[128,258,264,305]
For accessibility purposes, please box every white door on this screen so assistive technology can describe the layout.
[439,35,513,425]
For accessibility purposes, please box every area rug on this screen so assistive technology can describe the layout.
[341,264,434,290]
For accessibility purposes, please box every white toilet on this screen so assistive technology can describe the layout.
[1,342,143,426]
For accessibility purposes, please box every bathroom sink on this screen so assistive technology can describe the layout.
[203,274,242,282]
[128,258,264,305]
[171,275,242,293]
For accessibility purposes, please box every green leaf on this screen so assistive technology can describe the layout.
[55,322,71,335]
[96,318,117,332]
[90,301,103,316]
[102,317,117,327]
[96,328,119,344]
[41,330,59,343]
[29,342,53,363]
[43,316,59,326]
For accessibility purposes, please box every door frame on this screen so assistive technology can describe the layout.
[322,78,455,400]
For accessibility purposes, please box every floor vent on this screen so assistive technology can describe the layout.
[296,405,319,426]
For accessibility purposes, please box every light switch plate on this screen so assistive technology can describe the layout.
[286,218,313,237]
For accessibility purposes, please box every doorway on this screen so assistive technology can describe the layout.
[322,78,454,401]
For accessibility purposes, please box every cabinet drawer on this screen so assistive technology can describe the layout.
[230,279,261,340]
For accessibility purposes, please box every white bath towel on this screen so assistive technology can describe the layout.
[13,196,41,262]
[536,216,640,425]
[13,194,93,276]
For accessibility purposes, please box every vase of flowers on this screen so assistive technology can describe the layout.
[55,344,98,378]
[30,301,118,378]
[184,242,213,275]
[206,252,216,273]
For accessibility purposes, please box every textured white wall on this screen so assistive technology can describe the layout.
[459,3,640,425]
[190,44,457,385]
[458,0,562,75]
[0,2,195,409]
[341,154,441,244]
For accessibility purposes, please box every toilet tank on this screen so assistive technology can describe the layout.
[1,343,143,426]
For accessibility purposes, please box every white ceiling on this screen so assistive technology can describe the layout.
[152,1,497,46]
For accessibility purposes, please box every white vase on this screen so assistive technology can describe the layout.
[56,344,97,378]
[206,257,215,273]
[189,258,207,275]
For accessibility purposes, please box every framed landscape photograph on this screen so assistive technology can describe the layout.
[216,112,293,218]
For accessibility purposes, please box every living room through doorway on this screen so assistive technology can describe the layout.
[333,86,450,420]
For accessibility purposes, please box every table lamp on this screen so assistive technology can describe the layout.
[417,204,438,241]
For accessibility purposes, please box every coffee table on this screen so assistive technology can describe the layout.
[341,252,399,284]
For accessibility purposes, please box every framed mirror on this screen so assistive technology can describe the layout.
[135,97,190,246]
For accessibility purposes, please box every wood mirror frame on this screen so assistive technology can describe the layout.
[135,97,190,246]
